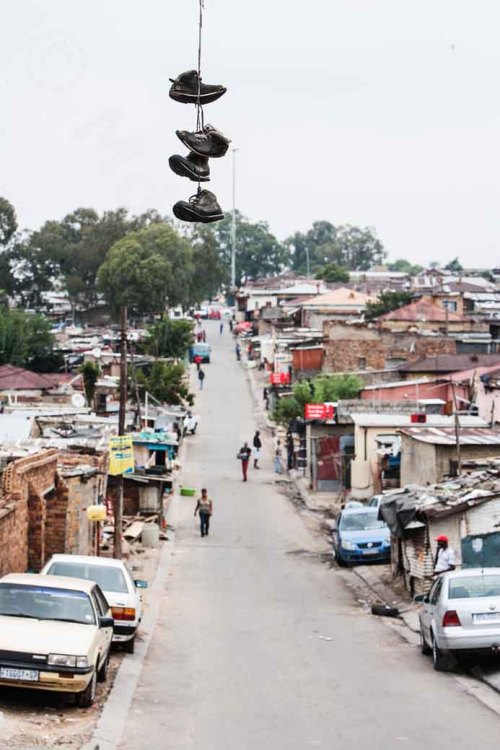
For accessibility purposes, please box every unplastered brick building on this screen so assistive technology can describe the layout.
[0,448,107,576]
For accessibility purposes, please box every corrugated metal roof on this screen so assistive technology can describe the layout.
[352,413,487,428]
[400,427,500,446]
[379,298,469,322]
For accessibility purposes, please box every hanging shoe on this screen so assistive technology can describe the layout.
[173,190,224,224]
[169,152,210,182]
[169,70,226,105]
[176,124,230,158]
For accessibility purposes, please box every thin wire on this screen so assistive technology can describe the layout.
[196,0,205,194]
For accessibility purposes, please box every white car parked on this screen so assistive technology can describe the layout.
[41,555,147,653]
[0,573,113,707]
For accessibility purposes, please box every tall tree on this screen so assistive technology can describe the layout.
[315,263,349,283]
[365,291,413,321]
[0,308,62,371]
[0,197,18,246]
[198,211,288,283]
[98,224,193,316]
[387,258,424,275]
[146,318,193,359]
[287,221,386,273]
[444,257,463,273]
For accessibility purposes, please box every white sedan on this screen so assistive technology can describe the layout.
[416,568,500,670]
[41,555,147,653]
[0,573,113,706]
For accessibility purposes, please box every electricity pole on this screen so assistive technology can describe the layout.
[230,148,238,292]
[114,304,127,559]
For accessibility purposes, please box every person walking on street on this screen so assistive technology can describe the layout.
[434,535,456,575]
[237,442,252,481]
[198,368,206,391]
[235,342,241,361]
[219,322,224,334]
[253,430,262,469]
[194,488,213,537]
[274,440,283,474]
[194,354,202,371]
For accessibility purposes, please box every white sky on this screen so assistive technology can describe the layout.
[1,0,500,266]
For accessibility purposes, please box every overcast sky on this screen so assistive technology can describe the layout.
[1,0,499,266]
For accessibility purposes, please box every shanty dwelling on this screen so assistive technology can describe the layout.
[304,420,354,493]
[399,427,500,485]
[380,474,500,596]
[350,413,487,500]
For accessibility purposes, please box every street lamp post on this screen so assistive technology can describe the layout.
[231,148,238,292]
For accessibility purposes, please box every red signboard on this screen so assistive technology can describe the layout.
[305,403,335,421]
[270,372,290,385]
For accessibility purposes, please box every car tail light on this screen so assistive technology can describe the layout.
[111,606,136,621]
[442,610,461,627]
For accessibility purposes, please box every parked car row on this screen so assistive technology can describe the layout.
[0,555,148,707]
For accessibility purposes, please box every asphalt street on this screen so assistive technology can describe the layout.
[119,321,500,750]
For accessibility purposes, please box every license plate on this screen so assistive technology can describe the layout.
[363,548,379,555]
[473,612,500,623]
[0,667,39,682]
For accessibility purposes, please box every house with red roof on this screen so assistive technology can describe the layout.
[377,296,489,337]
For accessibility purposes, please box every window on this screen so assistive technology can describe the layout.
[429,577,443,605]
[92,586,110,616]
[47,562,129,593]
[357,357,367,370]
[442,300,458,312]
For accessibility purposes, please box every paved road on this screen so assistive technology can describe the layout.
[120,321,500,750]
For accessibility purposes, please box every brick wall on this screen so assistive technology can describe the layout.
[0,448,108,575]
[322,322,456,373]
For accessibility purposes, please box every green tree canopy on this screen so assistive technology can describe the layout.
[387,258,424,275]
[80,361,100,407]
[0,198,17,246]
[146,318,193,359]
[98,224,193,315]
[0,308,62,371]
[198,211,288,284]
[314,263,349,283]
[137,361,194,406]
[365,291,413,321]
[444,257,463,273]
[272,374,362,425]
[286,221,386,273]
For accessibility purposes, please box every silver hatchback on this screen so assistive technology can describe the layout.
[416,568,500,671]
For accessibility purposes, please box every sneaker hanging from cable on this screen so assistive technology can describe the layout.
[169,152,210,182]
[176,124,230,158]
[169,70,226,104]
[173,189,224,223]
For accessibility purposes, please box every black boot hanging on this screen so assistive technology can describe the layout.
[169,0,228,223]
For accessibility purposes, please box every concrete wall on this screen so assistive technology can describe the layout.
[400,437,437,486]
[351,424,400,499]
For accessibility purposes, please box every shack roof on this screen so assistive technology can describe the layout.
[351,413,486,428]
[399,354,500,373]
[378,298,469,323]
[400,427,500,446]
[0,365,56,391]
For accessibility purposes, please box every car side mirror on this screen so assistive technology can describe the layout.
[413,594,426,603]
[135,579,148,589]
[99,616,114,629]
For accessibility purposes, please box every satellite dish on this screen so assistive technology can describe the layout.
[71,393,86,408]
[92,348,102,359]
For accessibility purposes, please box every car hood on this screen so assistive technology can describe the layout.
[0,616,97,655]
[339,528,390,544]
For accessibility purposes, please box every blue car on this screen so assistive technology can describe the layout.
[332,506,391,566]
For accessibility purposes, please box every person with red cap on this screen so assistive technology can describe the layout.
[434,534,456,575]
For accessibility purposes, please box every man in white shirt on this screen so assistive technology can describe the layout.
[434,535,456,575]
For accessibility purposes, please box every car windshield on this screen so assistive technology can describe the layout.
[449,575,500,599]
[0,584,96,624]
[340,513,387,531]
[47,562,128,594]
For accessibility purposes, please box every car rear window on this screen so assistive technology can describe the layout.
[47,562,128,593]
[449,575,500,599]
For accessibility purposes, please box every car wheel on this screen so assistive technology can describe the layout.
[76,667,97,708]
[97,652,109,683]
[371,603,400,618]
[432,635,449,672]
[420,629,432,655]
[123,636,135,654]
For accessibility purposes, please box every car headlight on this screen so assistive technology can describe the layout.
[48,654,77,667]
[341,540,357,550]
[383,537,391,546]
[76,656,89,669]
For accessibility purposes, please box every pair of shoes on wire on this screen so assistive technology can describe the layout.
[169,70,227,223]
[169,124,230,182]
[169,70,226,105]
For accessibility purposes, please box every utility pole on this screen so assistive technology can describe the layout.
[451,382,461,476]
[230,148,238,292]
[114,304,127,559]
